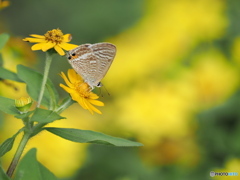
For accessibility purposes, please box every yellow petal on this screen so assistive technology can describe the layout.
[82,99,95,114]
[68,70,85,86]
[70,92,81,102]
[22,38,29,42]
[77,97,88,110]
[88,99,104,106]
[42,42,55,51]
[59,84,75,94]
[89,93,100,100]
[60,72,73,88]
[54,45,65,56]
[22,38,45,43]
[68,69,79,84]
[31,43,46,51]
[62,34,72,42]
[29,34,45,38]
[85,100,102,114]
[74,72,84,82]
[59,42,78,51]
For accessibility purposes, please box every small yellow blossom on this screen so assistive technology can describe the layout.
[23,28,78,56]
[15,97,32,113]
[60,69,104,114]
[0,0,10,10]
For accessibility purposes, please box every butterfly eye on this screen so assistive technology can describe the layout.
[68,56,72,60]
[72,53,76,56]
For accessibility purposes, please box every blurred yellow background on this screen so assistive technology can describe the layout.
[1,0,240,179]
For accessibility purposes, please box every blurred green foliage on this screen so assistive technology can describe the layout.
[197,92,240,166]
[1,0,144,43]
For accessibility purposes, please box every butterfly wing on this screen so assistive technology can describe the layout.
[67,43,116,88]
[67,44,95,84]
[89,43,116,86]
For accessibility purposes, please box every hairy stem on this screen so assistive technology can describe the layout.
[37,52,53,107]
[6,132,31,177]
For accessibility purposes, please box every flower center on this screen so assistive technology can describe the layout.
[74,82,91,98]
[44,28,64,44]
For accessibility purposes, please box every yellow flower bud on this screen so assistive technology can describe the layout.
[15,97,32,113]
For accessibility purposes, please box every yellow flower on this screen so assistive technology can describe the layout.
[0,0,10,10]
[60,69,104,114]
[23,28,78,56]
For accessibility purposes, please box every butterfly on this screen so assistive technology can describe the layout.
[67,42,116,89]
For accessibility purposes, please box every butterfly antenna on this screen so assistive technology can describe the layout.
[99,86,103,97]
[101,83,111,96]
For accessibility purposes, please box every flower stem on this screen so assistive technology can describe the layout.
[56,96,74,113]
[6,132,31,177]
[37,52,53,107]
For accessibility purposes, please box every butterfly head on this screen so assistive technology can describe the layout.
[67,44,92,61]
[96,82,102,87]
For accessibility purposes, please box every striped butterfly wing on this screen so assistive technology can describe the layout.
[90,43,116,86]
[67,42,116,88]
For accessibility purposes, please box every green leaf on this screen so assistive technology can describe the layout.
[30,108,65,123]
[0,96,20,115]
[17,65,59,108]
[0,129,22,157]
[0,67,23,82]
[0,54,3,67]
[0,33,9,50]
[14,111,33,119]
[14,148,57,180]
[0,166,10,180]
[0,137,15,157]
[45,128,143,147]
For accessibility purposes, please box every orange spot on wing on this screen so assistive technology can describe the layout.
[68,54,79,61]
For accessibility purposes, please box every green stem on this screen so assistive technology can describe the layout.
[37,52,53,107]
[6,132,31,177]
[56,97,74,113]
[6,51,55,177]
[32,97,74,134]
